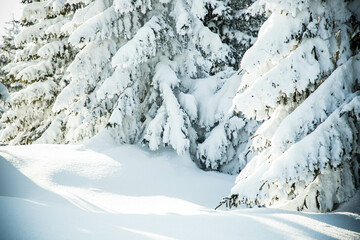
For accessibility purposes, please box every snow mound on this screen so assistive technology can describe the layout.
[0,137,359,239]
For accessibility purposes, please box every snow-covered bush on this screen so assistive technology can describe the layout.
[229,0,360,212]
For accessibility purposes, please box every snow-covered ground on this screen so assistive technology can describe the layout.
[0,133,359,240]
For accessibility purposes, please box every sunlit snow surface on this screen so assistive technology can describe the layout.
[0,132,359,240]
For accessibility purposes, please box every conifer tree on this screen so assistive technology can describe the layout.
[0,19,20,116]
[229,0,360,211]
[37,0,264,172]
[0,0,264,173]
[0,19,20,90]
[0,0,78,144]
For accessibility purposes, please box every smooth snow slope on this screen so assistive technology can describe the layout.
[0,132,359,240]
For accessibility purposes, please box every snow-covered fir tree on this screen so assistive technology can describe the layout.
[229,0,360,212]
[0,82,10,117]
[0,19,21,89]
[0,0,78,144]
[22,0,264,173]
[0,19,20,116]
